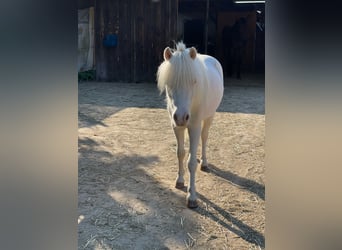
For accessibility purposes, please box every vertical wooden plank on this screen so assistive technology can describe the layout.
[204,0,210,54]
[140,0,146,82]
[141,0,146,81]
[145,0,151,81]
[137,0,145,82]
[146,0,156,82]
[167,0,177,47]
[155,0,162,64]
[149,0,159,82]
[126,0,132,81]
[135,0,141,82]
[95,0,113,81]
[119,0,126,81]
[95,0,178,82]
[175,0,179,42]
[106,0,113,81]
[167,0,172,47]
[94,0,102,80]
[163,0,168,47]
[131,0,137,82]
[173,0,178,44]
[115,0,120,81]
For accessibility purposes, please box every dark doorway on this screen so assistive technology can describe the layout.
[183,19,205,53]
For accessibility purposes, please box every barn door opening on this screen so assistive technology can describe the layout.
[183,19,204,53]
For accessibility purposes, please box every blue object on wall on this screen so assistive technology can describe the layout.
[103,34,118,47]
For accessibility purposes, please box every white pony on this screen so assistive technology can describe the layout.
[157,42,224,208]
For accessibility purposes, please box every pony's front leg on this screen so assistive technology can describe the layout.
[174,127,186,189]
[187,125,201,208]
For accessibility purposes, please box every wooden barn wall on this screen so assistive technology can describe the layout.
[95,0,178,82]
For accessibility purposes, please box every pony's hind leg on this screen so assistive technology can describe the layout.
[174,127,186,189]
[200,116,214,172]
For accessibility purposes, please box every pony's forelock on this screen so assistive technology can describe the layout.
[157,42,200,94]
[176,41,186,52]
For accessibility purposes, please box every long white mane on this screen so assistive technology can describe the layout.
[157,42,204,93]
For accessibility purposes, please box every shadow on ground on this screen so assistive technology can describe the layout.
[196,192,265,248]
[78,137,197,249]
[208,164,265,201]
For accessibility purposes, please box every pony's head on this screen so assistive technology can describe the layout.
[157,42,198,127]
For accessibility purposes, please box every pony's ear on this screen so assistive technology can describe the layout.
[189,47,197,60]
[163,47,172,61]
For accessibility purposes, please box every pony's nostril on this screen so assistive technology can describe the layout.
[185,114,189,121]
[173,113,178,121]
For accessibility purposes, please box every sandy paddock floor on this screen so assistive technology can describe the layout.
[78,77,265,250]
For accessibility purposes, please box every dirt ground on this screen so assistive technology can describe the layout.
[78,76,265,250]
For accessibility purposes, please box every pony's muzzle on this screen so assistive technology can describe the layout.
[173,112,190,127]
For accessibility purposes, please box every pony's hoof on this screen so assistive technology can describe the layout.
[187,199,198,209]
[200,165,210,172]
[175,182,185,189]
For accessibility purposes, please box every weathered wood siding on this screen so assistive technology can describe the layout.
[95,0,178,82]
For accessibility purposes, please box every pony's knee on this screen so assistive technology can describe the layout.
[187,158,198,172]
[177,148,185,159]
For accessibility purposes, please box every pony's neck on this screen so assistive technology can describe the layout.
[191,57,209,109]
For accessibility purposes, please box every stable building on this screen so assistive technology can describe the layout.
[78,0,265,82]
